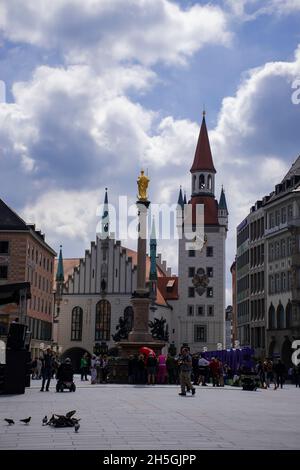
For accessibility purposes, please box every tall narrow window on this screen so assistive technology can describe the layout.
[286,302,292,328]
[277,304,285,330]
[0,241,9,254]
[194,325,207,342]
[95,300,111,341]
[207,175,212,190]
[71,306,83,341]
[199,174,205,189]
[192,175,196,192]
[268,304,276,329]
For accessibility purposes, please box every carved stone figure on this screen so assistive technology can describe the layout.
[149,316,169,341]
[112,314,132,342]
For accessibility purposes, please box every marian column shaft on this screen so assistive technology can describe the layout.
[136,202,148,293]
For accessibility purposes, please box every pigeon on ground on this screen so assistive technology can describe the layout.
[4,419,14,425]
[42,416,48,425]
[47,414,55,425]
[66,410,76,419]
[74,422,80,433]
[20,417,31,424]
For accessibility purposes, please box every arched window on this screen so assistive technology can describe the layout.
[71,307,83,341]
[124,306,134,332]
[199,174,205,189]
[192,175,196,191]
[268,304,276,329]
[286,302,292,329]
[207,175,212,190]
[95,300,111,341]
[277,303,285,329]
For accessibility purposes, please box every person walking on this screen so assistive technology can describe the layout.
[146,352,157,385]
[40,348,54,392]
[101,355,109,383]
[192,354,200,386]
[294,365,300,388]
[80,353,89,381]
[137,354,146,384]
[198,354,210,386]
[256,360,266,388]
[31,358,37,379]
[274,359,286,389]
[209,357,220,387]
[90,354,97,384]
[36,357,42,379]
[156,354,167,384]
[264,358,277,390]
[178,348,195,396]
[95,356,102,383]
[166,354,177,384]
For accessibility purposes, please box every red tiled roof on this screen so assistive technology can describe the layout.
[190,116,216,173]
[157,277,179,301]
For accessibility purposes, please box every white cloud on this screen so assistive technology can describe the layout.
[225,0,300,21]
[0,0,231,66]
[22,188,101,248]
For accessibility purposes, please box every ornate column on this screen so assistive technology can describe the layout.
[128,174,153,342]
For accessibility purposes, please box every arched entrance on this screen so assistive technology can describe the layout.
[268,304,276,329]
[286,302,292,329]
[268,339,276,358]
[277,303,285,329]
[281,337,292,368]
[61,347,90,373]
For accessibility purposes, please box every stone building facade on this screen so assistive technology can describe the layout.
[176,113,228,351]
[0,198,56,357]
[54,224,178,365]
[234,156,300,365]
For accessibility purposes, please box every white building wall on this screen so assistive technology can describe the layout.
[174,225,226,352]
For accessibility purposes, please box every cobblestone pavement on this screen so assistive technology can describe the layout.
[0,376,299,450]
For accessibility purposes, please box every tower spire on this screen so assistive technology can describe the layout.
[56,245,64,282]
[190,112,216,173]
[177,186,184,209]
[101,187,109,236]
[219,186,228,214]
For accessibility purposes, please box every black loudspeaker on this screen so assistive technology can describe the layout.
[6,323,27,350]
[4,350,27,394]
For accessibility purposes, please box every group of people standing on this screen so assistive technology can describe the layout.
[255,358,300,389]
[90,354,109,384]
[128,353,169,385]
[78,352,110,384]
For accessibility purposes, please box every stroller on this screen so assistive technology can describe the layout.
[56,358,76,392]
[241,373,260,391]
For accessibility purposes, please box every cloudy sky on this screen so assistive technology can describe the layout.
[1,0,300,304]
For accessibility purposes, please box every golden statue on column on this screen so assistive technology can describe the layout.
[137,170,150,201]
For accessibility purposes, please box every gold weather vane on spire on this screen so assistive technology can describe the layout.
[137,170,150,201]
